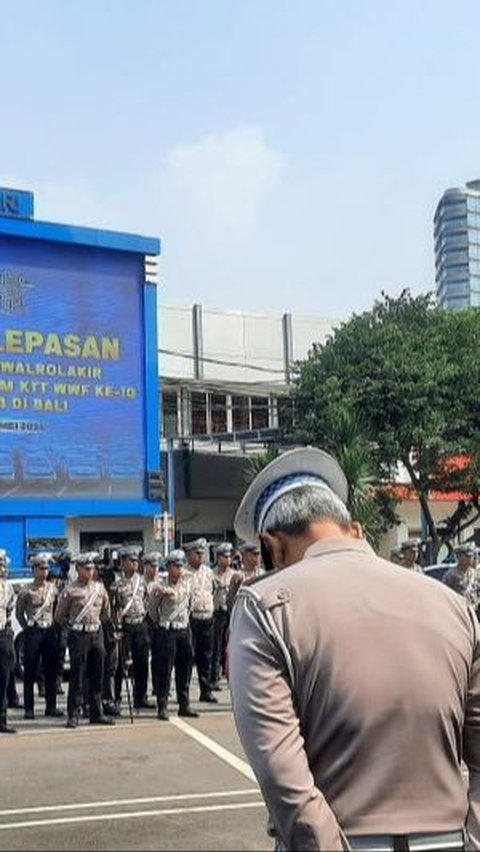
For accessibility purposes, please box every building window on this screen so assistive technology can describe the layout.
[232,396,249,431]
[251,396,269,430]
[211,394,227,433]
[277,396,294,433]
[191,392,207,434]
[162,391,178,438]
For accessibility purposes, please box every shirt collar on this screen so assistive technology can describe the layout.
[303,537,375,561]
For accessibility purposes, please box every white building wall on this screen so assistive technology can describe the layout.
[158,302,340,385]
[291,315,339,361]
[158,304,194,379]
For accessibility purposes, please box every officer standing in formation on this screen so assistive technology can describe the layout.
[210,542,240,690]
[227,542,263,610]
[112,546,154,711]
[143,552,160,593]
[16,552,64,720]
[443,543,478,602]
[55,552,113,728]
[229,446,476,851]
[400,538,424,572]
[184,538,217,704]
[0,550,16,734]
[142,551,161,699]
[148,549,198,721]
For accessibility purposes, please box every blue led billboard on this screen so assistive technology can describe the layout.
[0,235,147,498]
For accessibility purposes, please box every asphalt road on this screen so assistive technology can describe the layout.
[1,684,269,851]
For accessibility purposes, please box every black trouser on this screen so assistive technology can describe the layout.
[102,632,119,705]
[190,617,214,697]
[153,626,193,711]
[146,618,157,695]
[211,610,229,685]
[0,630,15,719]
[24,626,58,713]
[115,622,149,706]
[55,624,68,687]
[67,630,105,721]
[7,670,19,706]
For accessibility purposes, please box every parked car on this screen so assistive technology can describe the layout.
[423,563,451,583]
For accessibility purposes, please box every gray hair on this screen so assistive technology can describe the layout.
[262,484,351,536]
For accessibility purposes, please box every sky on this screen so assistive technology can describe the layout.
[1,0,480,319]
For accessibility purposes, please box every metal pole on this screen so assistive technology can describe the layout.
[166,437,176,553]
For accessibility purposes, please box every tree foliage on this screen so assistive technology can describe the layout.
[292,290,480,555]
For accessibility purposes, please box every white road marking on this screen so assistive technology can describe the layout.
[0,801,264,832]
[0,788,258,818]
[170,716,256,782]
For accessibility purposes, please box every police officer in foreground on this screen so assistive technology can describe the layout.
[112,546,154,711]
[16,552,64,719]
[185,539,217,703]
[55,552,114,728]
[229,447,476,852]
[149,549,198,721]
[0,550,16,734]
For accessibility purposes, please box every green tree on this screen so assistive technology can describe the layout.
[292,291,480,557]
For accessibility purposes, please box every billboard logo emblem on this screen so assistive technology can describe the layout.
[0,270,32,316]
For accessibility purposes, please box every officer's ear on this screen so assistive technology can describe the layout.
[349,521,363,540]
[261,532,290,571]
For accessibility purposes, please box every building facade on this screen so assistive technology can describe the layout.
[0,187,162,572]
[435,180,480,309]
[158,303,339,544]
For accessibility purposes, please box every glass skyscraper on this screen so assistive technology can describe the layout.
[434,180,480,309]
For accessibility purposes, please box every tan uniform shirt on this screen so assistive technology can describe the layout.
[0,579,15,630]
[188,565,214,619]
[227,566,264,611]
[112,573,147,624]
[16,580,57,628]
[443,566,475,604]
[212,566,240,611]
[149,573,191,629]
[54,579,110,630]
[229,537,480,850]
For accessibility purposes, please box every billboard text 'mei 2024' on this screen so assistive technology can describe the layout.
[0,236,146,498]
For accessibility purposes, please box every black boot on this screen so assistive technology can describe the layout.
[178,706,199,718]
[0,715,17,734]
[199,692,218,703]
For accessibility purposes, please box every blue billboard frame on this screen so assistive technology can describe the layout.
[0,212,161,521]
